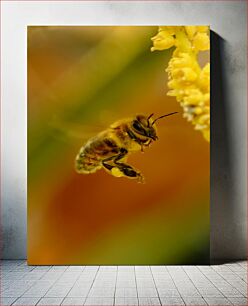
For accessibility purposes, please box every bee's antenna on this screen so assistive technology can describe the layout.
[152,112,178,125]
[147,113,154,127]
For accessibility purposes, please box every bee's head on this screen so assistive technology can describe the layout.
[131,112,178,141]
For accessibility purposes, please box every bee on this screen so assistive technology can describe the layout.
[75,112,177,183]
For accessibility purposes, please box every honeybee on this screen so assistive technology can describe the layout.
[75,112,177,183]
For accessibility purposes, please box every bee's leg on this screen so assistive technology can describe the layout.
[113,149,145,183]
[102,149,127,176]
[144,140,152,147]
[102,155,116,171]
[102,154,125,178]
[102,149,144,183]
[114,162,145,183]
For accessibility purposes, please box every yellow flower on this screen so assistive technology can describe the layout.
[183,89,205,105]
[151,30,175,51]
[185,26,197,39]
[171,67,198,83]
[196,26,209,33]
[174,30,192,52]
[199,63,210,92]
[193,32,210,51]
[151,26,210,142]
[159,26,179,35]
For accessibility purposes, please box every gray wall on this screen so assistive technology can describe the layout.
[1,1,247,261]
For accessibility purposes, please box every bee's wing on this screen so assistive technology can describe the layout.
[48,117,106,143]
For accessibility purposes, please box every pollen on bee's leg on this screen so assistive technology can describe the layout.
[111,167,123,177]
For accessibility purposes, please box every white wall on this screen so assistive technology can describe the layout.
[1,1,247,260]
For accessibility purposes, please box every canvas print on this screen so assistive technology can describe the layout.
[28,26,210,264]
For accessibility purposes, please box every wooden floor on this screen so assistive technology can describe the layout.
[1,260,247,305]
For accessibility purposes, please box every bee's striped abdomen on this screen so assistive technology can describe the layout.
[75,135,119,174]
[75,144,101,174]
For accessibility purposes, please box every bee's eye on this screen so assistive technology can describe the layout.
[133,121,144,133]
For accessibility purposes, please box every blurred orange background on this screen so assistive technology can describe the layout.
[28,26,209,265]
